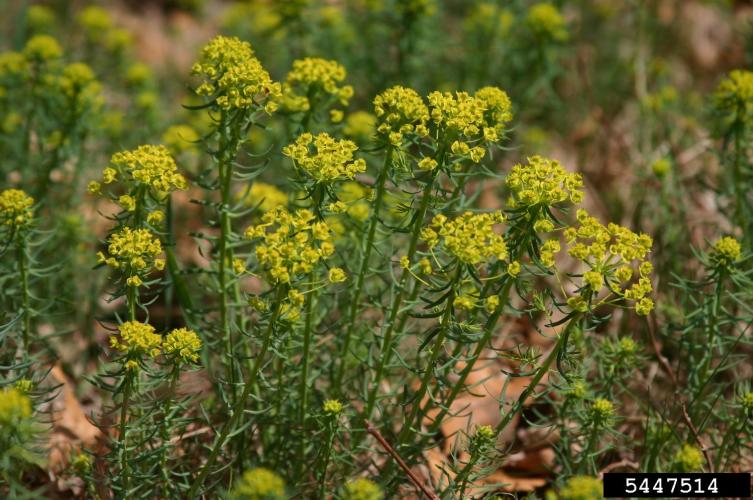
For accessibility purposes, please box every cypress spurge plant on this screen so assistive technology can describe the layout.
[189,35,281,405]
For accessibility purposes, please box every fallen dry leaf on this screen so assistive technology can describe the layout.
[48,365,102,471]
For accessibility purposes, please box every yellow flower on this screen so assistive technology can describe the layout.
[674,444,703,472]
[283,133,366,183]
[526,3,568,42]
[125,62,153,87]
[147,210,165,225]
[557,476,602,500]
[0,388,32,427]
[711,236,741,267]
[590,398,614,425]
[281,57,352,113]
[485,295,500,313]
[714,70,753,126]
[118,195,136,212]
[565,209,654,314]
[23,34,62,61]
[328,267,347,283]
[424,211,507,265]
[344,111,376,142]
[233,258,247,275]
[400,255,410,269]
[126,275,143,287]
[419,258,432,275]
[163,327,202,363]
[77,6,113,41]
[506,156,583,208]
[418,157,438,170]
[105,227,163,273]
[373,86,430,146]
[0,189,34,227]
[323,399,343,415]
[110,321,162,358]
[343,478,384,500]
[245,208,337,285]
[108,145,187,193]
[192,36,282,112]
[230,468,286,500]
[454,295,476,310]
[507,261,521,277]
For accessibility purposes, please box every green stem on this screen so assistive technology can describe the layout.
[298,277,315,472]
[187,286,285,499]
[334,150,391,392]
[118,372,133,495]
[426,279,514,436]
[160,368,180,498]
[363,174,436,422]
[317,420,337,499]
[17,236,31,353]
[397,265,462,447]
[494,315,581,434]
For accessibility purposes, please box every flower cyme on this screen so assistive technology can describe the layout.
[163,328,202,363]
[526,3,568,42]
[230,467,286,500]
[0,388,32,427]
[422,211,507,265]
[506,156,583,208]
[192,36,281,112]
[0,189,34,227]
[281,57,353,112]
[558,476,602,500]
[343,478,384,500]
[373,86,430,146]
[107,145,187,194]
[714,70,753,126]
[711,236,741,268]
[283,133,366,183]
[110,321,162,358]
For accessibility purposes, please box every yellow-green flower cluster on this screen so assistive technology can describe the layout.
[464,3,513,38]
[427,87,512,151]
[373,86,430,146]
[0,189,34,227]
[192,36,281,112]
[711,236,741,268]
[230,467,286,500]
[590,398,614,425]
[506,156,584,208]
[283,133,366,183]
[110,321,162,358]
[77,6,113,42]
[99,145,187,195]
[26,5,56,34]
[238,182,289,213]
[714,70,753,126]
[343,478,384,500]
[0,387,32,427]
[525,3,568,42]
[557,476,602,500]
[344,111,377,142]
[674,444,704,472]
[23,34,62,62]
[0,51,27,79]
[56,62,103,112]
[245,208,339,285]
[323,399,344,415]
[564,209,654,315]
[163,327,202,363]
[422,211,508,265]
[99,227,165,286]
[281,57,353,113]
